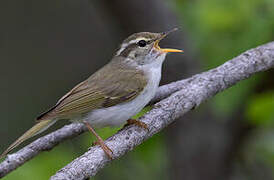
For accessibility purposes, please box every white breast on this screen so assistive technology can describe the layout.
[84,56,165,128]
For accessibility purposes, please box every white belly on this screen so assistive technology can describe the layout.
[84,64,162,128]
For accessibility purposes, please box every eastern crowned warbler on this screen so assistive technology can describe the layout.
[1,28,183,159]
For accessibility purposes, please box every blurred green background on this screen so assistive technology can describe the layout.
[1,0,274,179]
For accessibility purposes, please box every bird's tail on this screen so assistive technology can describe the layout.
[0,119,56,159]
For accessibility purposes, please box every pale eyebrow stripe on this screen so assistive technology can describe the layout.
[116,38,150,56]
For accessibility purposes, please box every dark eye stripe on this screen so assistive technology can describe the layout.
[119,43,138,57]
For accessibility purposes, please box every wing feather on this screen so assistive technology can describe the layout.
[37,60,147,121]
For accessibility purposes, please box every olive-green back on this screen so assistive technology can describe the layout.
[37,57,147,121]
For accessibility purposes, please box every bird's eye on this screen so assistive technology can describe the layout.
[137,40,147,47]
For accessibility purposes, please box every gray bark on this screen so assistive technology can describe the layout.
[0,42,273,179]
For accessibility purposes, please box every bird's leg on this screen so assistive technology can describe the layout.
[83,121,113,159]
[124,119,148,130]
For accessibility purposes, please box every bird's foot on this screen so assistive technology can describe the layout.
[124,119,149,131]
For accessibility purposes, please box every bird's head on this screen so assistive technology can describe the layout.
[114,28,183,66]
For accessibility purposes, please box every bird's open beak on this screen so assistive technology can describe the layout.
[153,28,183,53]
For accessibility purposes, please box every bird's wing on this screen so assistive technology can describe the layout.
[37,62,147,121]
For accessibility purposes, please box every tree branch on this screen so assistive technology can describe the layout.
[1,42,274,179]
[51,42,274,180]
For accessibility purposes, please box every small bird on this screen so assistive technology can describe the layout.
[1,28,183,159]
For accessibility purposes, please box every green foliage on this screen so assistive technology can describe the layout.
[175,0,274,177]
[176,0,274,117]
[246,91,274,126]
